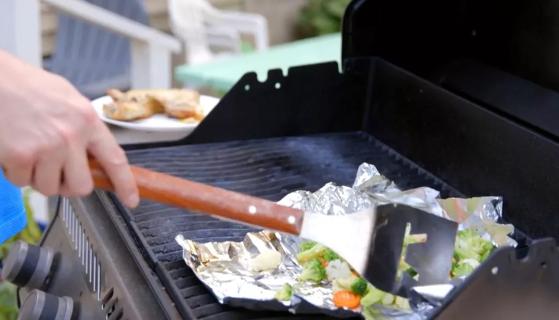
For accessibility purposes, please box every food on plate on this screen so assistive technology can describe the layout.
[103,89,162,120]
[103,88,204,122]
[274,283,293,301]
[249,249,282,272]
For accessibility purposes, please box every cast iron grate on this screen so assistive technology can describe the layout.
[123,132,460,319]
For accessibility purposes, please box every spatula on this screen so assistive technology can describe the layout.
[89,160,457,293]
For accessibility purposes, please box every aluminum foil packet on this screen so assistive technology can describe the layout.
[175,162,515,319]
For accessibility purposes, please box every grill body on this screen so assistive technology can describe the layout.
[28,58,559,319]
[14,0,559,318]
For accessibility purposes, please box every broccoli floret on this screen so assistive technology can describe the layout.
[297,244,328,264]
[451,229,494,278]
[274,283,293,301]
[454,229,495,262]
[452,258,480,277]
[299,259,327,283]
[299,241,317,252]
[322,248,339,261]
[350,278,368,296]
[298,242,340,264]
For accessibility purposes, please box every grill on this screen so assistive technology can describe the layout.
[123,132,458,319]
[7,1,559,319]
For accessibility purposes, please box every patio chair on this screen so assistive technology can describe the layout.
[168,0,269,65]
[44,0,149,98]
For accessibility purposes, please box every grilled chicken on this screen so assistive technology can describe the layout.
[103,89,203,121]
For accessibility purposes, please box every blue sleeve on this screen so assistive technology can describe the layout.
[0,171,26,244]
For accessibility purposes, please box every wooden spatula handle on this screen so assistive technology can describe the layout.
[89,159,304,235]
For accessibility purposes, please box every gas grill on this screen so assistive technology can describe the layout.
[5,0,559,319]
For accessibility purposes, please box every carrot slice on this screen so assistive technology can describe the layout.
[333,290,361,309]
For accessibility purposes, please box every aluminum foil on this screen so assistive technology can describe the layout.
[176,231,361,318]
[175,162,515,319]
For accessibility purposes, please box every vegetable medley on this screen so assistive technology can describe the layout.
[275,228,496,317]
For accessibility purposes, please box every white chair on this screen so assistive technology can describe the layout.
[168,0,269,65]
[0,0,181,89]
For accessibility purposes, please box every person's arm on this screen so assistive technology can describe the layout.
[0,50,139,208]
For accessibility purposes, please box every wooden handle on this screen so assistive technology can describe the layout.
[89,160,304,235]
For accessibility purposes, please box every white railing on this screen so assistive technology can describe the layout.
[0,0,181,88]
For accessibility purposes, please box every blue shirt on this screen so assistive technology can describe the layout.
[0,171,26,244]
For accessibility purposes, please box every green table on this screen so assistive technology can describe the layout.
[175,33,341,93]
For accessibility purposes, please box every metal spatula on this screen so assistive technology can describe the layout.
[89,160,457,294]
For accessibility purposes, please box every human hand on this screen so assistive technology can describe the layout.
[0,51,139,207]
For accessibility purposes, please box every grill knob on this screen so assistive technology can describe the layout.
[18,290,75,320]
[1,241,54,289]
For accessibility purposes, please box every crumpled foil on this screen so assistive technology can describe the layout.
[175,162,515,319]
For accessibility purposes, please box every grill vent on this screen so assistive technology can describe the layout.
[61,198,102,301]
[101,288,124,320]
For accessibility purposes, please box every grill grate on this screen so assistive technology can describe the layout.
[122,132,460,319]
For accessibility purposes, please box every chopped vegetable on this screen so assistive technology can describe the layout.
[326,259,352,281]
[454,229,494,261]
[362,305,382,320]
[297,243,327,263]
[394,296,410,310]
[297,243,339,264]
[451,229,494,277]
[322,248,339,261]
[250,250,282,272]
[360,285,385,306]
[350,278,368,296]
[294,226,495,315]
[275,283,293,301]
[333,290,361,309]
[299,259,327,283]
[397,224,428,278]
[299,240,317,252]
[333,275,357,292]
[452,258,480,277]
[381,293,395,305]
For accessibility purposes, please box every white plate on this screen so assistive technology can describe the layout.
[91,95,219,133]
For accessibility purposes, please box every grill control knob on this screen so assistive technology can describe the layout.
[1,241,54,289]
[18,290,75,320]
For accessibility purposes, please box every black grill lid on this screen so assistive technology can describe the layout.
[342,0,559,140]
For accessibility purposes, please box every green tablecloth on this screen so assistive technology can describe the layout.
[175,33,341,92]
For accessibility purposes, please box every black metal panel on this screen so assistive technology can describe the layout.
[183,62,366,145]
[435,59,559,140]
[343,0,559,93]
[122,132,458,319]
[435,238,559,320]
[365,58,559,240]
[342,0,559,140]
